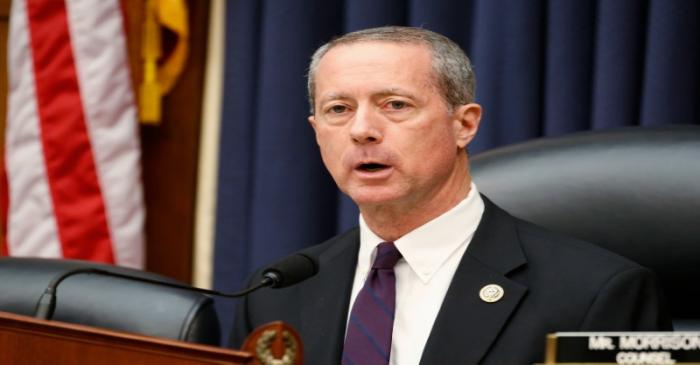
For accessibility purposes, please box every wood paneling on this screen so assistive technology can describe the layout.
[124,0,210,283]
[0,0,10,256]
[0,311,254,364]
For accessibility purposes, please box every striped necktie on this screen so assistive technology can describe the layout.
[342,241,403,365]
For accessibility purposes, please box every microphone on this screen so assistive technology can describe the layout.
[34,253,318,320]
[262,252,318,288]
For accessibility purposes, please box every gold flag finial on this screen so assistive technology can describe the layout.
[139,0,189,124]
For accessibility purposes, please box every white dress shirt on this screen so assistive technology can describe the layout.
[347,183,485,365]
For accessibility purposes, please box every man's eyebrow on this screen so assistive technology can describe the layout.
[319,92,351,104]
[318,88,421,104]
[373,88,419,100]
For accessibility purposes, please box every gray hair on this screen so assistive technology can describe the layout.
[307,26,476,114]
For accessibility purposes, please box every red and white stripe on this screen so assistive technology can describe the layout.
[3,0,144,268]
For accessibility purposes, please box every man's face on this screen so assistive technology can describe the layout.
[308,42,480,211]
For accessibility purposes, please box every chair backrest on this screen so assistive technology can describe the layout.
[471,125,700,330]
[0,257,221,344]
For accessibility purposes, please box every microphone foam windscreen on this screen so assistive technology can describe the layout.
[264,253,319,288]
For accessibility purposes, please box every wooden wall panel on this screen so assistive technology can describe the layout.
[124,0,210,283]
[0,0,10,255]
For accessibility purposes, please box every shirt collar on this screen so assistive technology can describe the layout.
[359,183,485,283]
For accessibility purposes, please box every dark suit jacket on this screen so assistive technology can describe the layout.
[231,197,672,364]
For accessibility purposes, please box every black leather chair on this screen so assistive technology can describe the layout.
[471,125,700,330]
[0,257,221,344]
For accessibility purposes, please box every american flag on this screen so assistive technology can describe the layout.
[2,0,144,268]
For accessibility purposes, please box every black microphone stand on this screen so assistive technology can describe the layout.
[34,268,273,320]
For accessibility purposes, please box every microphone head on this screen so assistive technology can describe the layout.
[262,253,318,288]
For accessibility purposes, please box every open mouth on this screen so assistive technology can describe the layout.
[357,163,389,172]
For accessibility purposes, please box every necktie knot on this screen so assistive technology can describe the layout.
[372,241,402,269]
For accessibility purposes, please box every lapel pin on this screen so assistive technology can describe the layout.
[479,284,504,303]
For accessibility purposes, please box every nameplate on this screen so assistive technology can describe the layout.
[545,332,700,364]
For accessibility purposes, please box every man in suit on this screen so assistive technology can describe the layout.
[231,26,671,364]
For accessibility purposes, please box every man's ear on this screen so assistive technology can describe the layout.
[308,115,320,145]
[453,103,482,149]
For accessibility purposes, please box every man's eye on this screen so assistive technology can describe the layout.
[388,100,407,110]
[329,105,348,113]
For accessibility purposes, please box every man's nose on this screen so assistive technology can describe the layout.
[349,106,383,144]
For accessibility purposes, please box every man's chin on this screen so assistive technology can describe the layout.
[346,189,405,208]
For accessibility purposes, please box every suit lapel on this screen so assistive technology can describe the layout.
[300,229,359,365]
[421,197,528,364]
